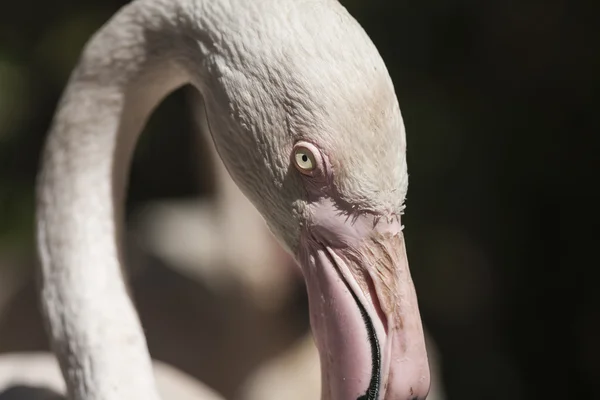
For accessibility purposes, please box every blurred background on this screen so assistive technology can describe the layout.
[0,0,598,399]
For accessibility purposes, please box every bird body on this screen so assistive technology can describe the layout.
[36,0,430,399]
[0,353,222,400]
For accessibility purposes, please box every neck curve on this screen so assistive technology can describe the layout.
[36,1,220,398]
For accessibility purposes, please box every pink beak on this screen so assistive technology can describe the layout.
[297,199,430,400]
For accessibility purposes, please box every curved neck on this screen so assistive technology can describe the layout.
[36,1,210,398]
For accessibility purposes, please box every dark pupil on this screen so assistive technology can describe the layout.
[301,154,308,163]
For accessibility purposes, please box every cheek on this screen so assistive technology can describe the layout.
[303,180,331,199]
[306,198,364,248]
[263,197,310,255]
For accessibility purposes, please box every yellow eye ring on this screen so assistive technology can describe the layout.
[292,143,322,176]
[294,147,316,172]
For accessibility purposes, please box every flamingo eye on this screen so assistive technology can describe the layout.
[293,146,317,174]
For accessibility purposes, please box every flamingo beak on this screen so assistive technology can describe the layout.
[297,200,430,400]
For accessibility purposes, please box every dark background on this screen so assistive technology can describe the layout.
[1,0,598,399]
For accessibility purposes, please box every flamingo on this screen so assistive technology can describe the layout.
[33,0,431,399]
[134,88,299,309]
[0,353,222,400]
